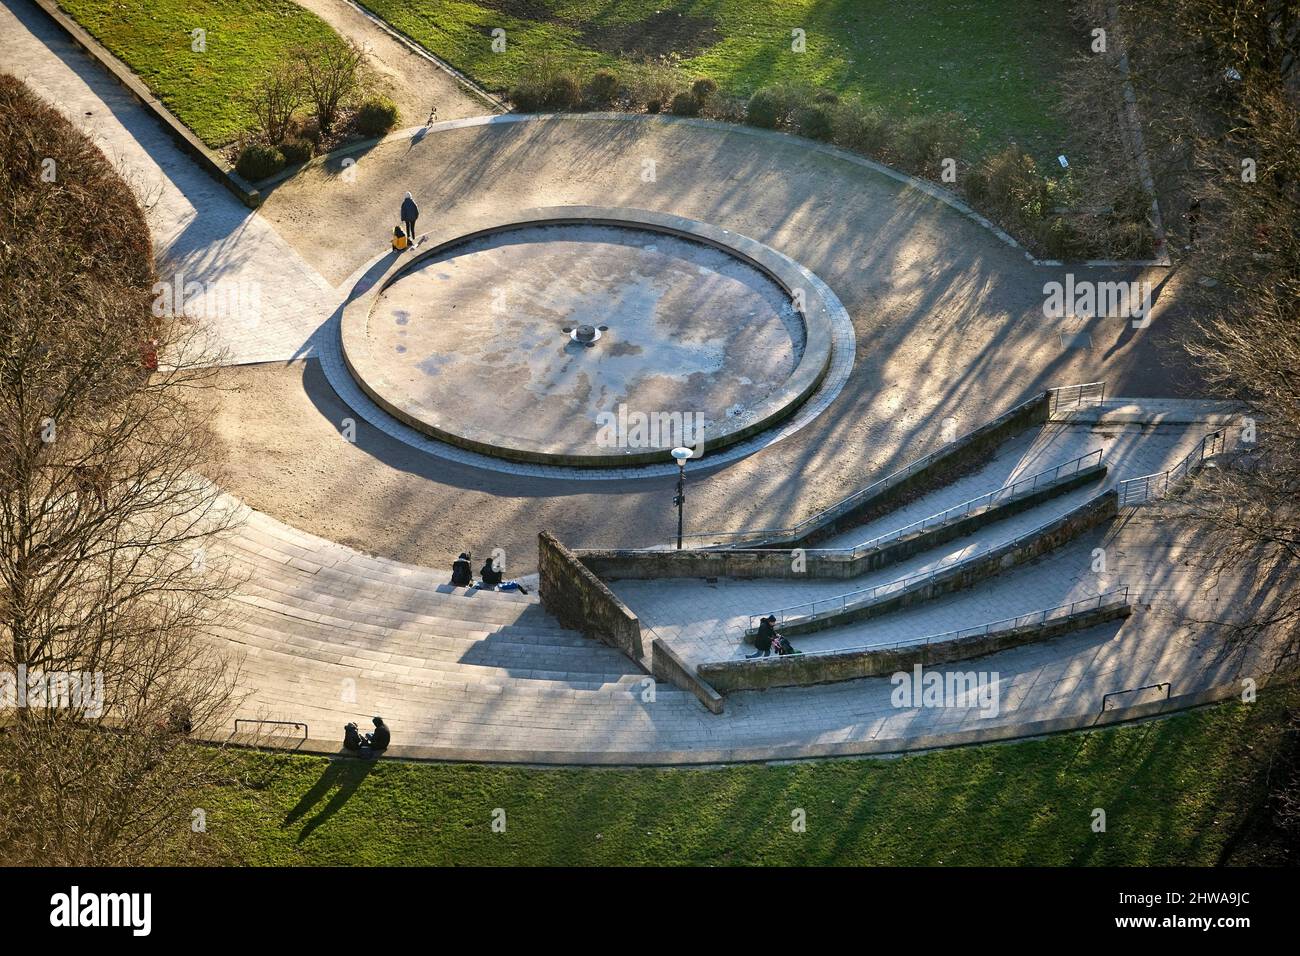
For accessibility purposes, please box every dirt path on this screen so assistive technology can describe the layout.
[292,0,494,128]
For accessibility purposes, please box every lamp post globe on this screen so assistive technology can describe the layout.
[671,447,693,550]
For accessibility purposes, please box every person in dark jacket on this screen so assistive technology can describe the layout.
[364,716,390,753]
[400,191,419,243]
[747,615,778,658]
[480,556,503,589]
[343,721,363,751]
[451,552,473,587]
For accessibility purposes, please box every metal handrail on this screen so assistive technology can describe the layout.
[233,718,309,741]
[749,489,1113,630]
[737,587,1130,661]
[1117,429,1226,507]
[1048,381,1106,416]
[1101,681,1170,711]
[779,449,1103,558]
[683,382,1106,549]
[678,437,955,548]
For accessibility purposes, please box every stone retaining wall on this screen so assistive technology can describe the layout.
[779,490,1119,636]
[700,601,1131,692]
[539,532,725,713]
[538,532,643,661]
[581,463,1105,582]
[649,637,725,714]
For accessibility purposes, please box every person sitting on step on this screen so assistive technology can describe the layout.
[364,716,390,753]
[450,552,473,587]
[391,224,409,252]
[479,556,503,589]
[343,721,363,751]
[475,556,530,594]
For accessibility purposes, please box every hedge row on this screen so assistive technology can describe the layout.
[506,69,1152,260]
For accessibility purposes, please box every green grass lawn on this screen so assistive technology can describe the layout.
[366,0,1076,157]
[59,0,342,147]
[193,687,1295,865]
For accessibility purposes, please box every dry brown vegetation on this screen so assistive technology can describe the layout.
[0,73,239,865]
[1106,0,1299,660]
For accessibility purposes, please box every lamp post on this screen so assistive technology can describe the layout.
[671,447,692,550]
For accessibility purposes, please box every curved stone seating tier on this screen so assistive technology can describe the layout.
[203,505,666,742]
[340,206,845,467]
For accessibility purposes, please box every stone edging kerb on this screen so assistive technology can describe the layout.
[339,205,839,467]
[217,671,1297,766]
[32,0,263,209]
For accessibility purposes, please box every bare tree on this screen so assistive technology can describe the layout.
[0,74,241,865]
[295,37,370,133]
[1056,2,1299,669]
[248,62,306,144]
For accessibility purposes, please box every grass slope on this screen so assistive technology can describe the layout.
[59,0,342,147]
[194,689,1294,866]
[365,0,1075,156]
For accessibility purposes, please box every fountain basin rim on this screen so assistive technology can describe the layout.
[339,205,838,467]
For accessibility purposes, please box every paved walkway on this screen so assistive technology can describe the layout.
[2,0,338,365]
[290,0,492,126]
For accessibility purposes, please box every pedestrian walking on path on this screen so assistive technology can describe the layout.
[400,191,419,243]
[747,615,779,658]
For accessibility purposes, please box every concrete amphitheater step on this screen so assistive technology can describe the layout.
[222,536,538,604]
[229,571,579,640]
[226,510,540,600]
[224,602,640,683]
[227,602,640,681]
[203,502,650,697]
[224,626,650,694]
[218,534,553,622]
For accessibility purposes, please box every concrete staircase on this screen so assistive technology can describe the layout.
[205,508,703,748]
[193,397,1247,759]
[606,409,1230,671]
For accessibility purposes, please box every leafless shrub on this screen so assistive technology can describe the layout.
[294,37,372,134]
[248,62,306,145]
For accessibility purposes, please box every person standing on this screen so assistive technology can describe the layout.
[400,191,419,244]
[747,614,779,658]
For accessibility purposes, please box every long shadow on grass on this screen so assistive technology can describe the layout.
[283,756,379,843]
